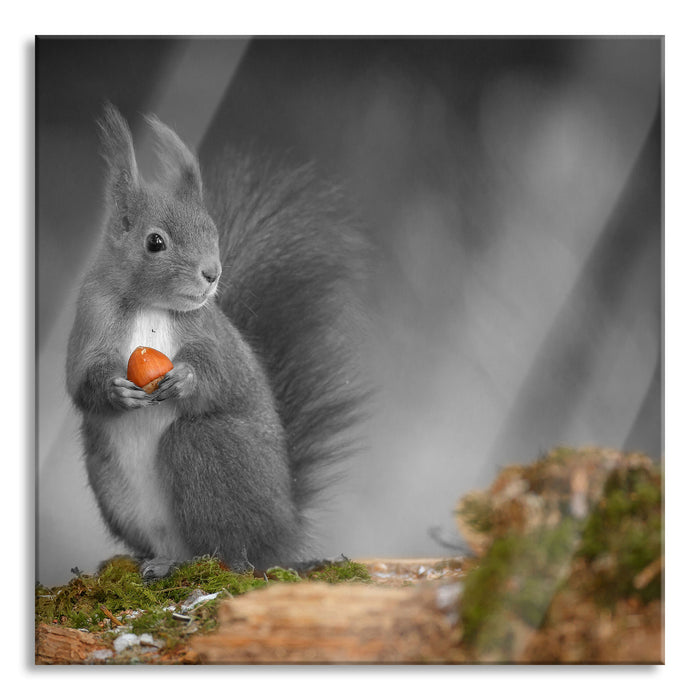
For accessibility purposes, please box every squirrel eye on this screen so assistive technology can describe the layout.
[146,232,166,253]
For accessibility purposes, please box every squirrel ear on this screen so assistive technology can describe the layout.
[144,113,203,201]
[97,102,139,216]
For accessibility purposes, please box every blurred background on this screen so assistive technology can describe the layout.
[36,37,662,586]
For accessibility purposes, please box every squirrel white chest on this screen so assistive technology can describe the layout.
[123,308,179,362]
[106,308,186,558]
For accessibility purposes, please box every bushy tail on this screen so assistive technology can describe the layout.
[204,150,369,510]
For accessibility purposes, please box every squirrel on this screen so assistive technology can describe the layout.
[66,103,368,579]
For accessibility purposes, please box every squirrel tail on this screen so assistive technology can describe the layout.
[205,150,370,511]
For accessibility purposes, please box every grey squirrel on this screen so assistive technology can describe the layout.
[66,103,367,579]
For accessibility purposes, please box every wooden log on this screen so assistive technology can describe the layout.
[192,580,467,664]
[35,623,112,665]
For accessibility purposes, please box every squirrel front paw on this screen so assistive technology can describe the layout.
[151,362,195,402]
[108,377,151,411]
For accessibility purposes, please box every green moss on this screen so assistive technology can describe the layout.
[456,494,494,535]
[461,518,579,653]
[304,559,371,583]
[266,567,303,582]
[548,446,578,461]
[36,555,281,643]
[35,553,372,656]
[577,465,663,607]
[145,557,268,600]
[459,451,663,659]
[35,556,161,631]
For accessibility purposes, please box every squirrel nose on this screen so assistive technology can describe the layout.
[201,263,221,285]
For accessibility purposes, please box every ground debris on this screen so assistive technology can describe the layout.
[360,557,474,586]
[34,555,375,664]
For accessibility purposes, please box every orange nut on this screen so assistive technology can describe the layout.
[126,346,174,394]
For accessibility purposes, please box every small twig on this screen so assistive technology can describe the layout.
[634,555,664,590]
[99,605,124,627]
[427,526,471,555]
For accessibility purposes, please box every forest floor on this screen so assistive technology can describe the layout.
[35,447,663,665]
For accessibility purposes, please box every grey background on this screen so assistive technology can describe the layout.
[37,37,662,585]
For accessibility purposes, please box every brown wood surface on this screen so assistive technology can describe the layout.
[35,623,112,665]
[192,580,467,664]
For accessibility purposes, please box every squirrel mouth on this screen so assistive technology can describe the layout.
[180,286,217,308]
[182,293,209,305]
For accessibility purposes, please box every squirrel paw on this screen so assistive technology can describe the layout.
[140,557,180,582]
[151,362,195,402]
[108,377,151,411]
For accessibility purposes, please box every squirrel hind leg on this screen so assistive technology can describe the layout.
[157,414,305,570]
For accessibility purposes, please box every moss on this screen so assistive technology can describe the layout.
[35,553,372,658]
[304,559,371,583]
[145,557,268,600]
[35,556,161,631]
[266,567,303,582]
[461,518,579,653]
[577,464,663,607]
[548,446,578,461]
[459,449,663,659]
[36,555,285,645]
[456,493,494,535]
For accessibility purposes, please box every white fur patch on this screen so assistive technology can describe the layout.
[107,308,188,559]
[124,308,179,362]
[107,404,187,558]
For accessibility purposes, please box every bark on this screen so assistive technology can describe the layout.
[35,623,111,665]
[192,580,467,664]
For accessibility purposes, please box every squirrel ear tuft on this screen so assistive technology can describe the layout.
[97,102,139,215]
[144,113,203,201]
